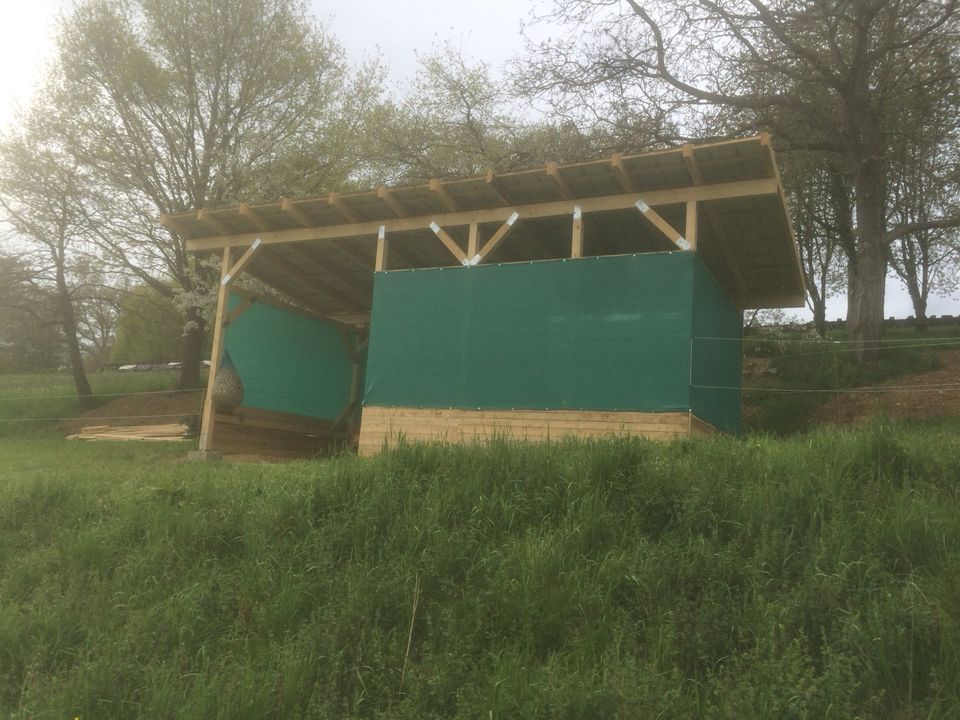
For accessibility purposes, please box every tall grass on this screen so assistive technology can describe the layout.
[2,424,960,718]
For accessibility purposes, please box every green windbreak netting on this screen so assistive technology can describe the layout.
[224,296,356,420]
[690,261,742,434]
[364,253,698,413]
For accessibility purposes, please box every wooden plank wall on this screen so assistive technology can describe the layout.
[210,406,346,458]
[357,406,718,456]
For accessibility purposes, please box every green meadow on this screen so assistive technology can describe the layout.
[3,423,960,718]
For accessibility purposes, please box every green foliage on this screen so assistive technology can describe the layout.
[2,425,960,718]
[110,286,184,364]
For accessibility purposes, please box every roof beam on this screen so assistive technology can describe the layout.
[229,283,349,326]
[610,154,636,192]
[683,146,748,295]
[184,178,780,252]
[238,203,272,232]
[258,249,365,313]
[377,186,409,217]
[281,198,314,228]
[328,192,360,223]
[160,213,193,239]
[485,170,512,204]
[197,209,232,235]
[682,144,705,185]
[429,179,459,212]
[545,162,573,199]
[283,247,371,309]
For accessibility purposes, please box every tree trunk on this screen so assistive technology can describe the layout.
[813,301,826,338]
[848,162,887,362]
[55,267,93,399]
[910,292,928,331]
[178,305,205,389]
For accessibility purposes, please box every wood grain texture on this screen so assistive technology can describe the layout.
[357,406,718,455]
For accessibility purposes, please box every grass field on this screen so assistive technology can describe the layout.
[1,329,959,717]
[0,370,194,436]
[2,423,960,718]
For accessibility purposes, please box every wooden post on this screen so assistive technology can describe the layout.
[467,223,479,258]
[375,225,388,271]
[685,201,698,251]
[572,205,583,258]
[198,246,233,451]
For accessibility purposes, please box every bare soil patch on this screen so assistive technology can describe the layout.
[61,390,203,435]
[810,350,960,425]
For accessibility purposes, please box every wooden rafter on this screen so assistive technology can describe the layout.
[229,286,360,327]
[429,221,467,263]
[160,213,192,239]
[429,179,458,212]
[377,186,408,217]
[258,249,361,313]
[238,203,272,232]
[197,209,232,235]
[284,247,371,309]
[328,192,360,223]
[683,145,748,294]
[610,154,636,192]
[185,178,780,252]
[485,170,512,204]
[545,162,573,199]
[281,198,315,228]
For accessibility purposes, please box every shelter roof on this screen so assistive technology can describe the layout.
[166,134,805,320]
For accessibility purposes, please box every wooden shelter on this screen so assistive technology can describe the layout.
[164,134,804,457]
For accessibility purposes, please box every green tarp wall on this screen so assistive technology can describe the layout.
[223,295,359,420]
[690,261,742,434]
[364,252,742,433]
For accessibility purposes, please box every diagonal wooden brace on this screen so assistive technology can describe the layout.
[634,199,690,251]
[221,238,262,287]
[429,221,467,263]
[476,212,520,263]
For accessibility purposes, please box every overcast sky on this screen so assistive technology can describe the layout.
[0,0,956,319]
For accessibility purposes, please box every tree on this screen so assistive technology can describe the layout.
[523,0,960,359]
[54,0,365,387]
[0,256,62,373]
[110,285,185,364]
[885,80,960,327]
[0,110,96,396]
[782,156,849,335]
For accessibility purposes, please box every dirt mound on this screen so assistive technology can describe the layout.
[810,350,960,425]
[62,390,203,435]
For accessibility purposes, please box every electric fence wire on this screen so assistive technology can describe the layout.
[691,382,960,394]
[0,412,200,424]
[0,387,203,402]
